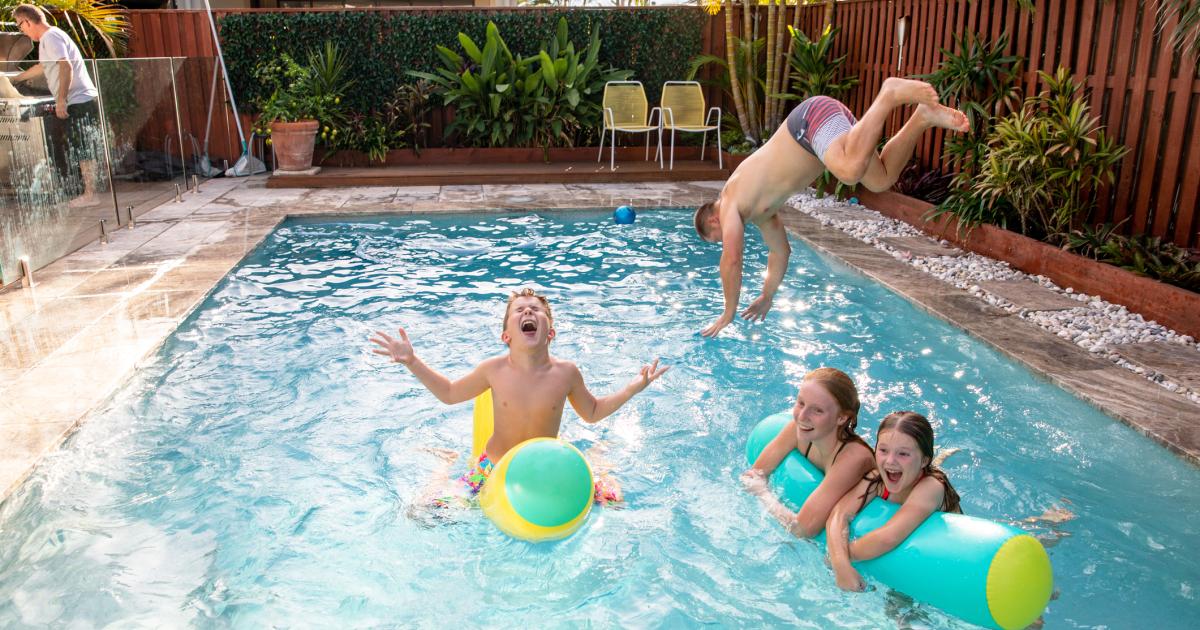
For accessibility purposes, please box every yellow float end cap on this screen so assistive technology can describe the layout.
[987,534,1053,630]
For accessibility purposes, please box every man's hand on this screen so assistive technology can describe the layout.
[740,294,773,322]
[630,358,670,393]
[700,312,735,337]
[55,100,67,120]
[370,327,415,366]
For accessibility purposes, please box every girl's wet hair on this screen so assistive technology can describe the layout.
[802,367,870,452]
[503,288,554,330]
[863,411,962,514]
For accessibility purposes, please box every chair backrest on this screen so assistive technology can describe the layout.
[661,81,706,127]
[602,81,648,126]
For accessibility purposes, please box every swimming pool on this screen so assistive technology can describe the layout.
[0,208,1197,627]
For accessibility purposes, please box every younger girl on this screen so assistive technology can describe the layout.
[742,367,875,538]
[826,411,962,591]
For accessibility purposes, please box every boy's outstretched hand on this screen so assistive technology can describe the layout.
[370,327,415,366]
[631,358,670,392]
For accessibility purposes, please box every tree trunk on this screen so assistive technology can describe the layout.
[824,0,835,31]
[771,0,790,129]
[725,0,752,141]
[743,0,761,142]
[765,0,777,135]
[780,0,803,105]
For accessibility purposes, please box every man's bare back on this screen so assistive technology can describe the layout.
[720,123,827,227]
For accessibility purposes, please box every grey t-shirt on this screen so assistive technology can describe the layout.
[39,26,97,105]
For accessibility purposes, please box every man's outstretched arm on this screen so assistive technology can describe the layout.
[741,214,790,322]
[701,207,746,337]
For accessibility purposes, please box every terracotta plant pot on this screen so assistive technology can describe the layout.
[269,120,319,172]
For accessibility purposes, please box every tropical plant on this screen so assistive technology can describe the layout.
[922,32,1022,183]
[1067,222,1200,290]
[971,68,1129,241]
[786,24,858,101]
[1,0,129,58]
[894,163,953,205]
[251,42,352,146]
[410,18,631,154]
[337,114,404,164]
[1157,0,1200,60]
[394,79,435,152]
[922,32,1024,232]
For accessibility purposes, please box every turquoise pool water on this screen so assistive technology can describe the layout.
[1,209,1197,628]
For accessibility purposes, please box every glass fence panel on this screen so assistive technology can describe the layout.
[171,56,240,182]
[94,57,189,225]
[0,56,115,287]
[0,56,224,288]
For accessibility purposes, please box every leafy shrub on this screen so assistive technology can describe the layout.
[894,164,953,205]
[923,32,1023,230]
[219,8,706,124]
[972,68,1128,241]
[410,18,631,153]
[251,41,352,143]
[786,25,858,101]
[1067,222,1200,290]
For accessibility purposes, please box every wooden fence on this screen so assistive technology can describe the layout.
[125,3,1199,247]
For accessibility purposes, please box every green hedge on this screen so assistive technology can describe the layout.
[219,8,707,116]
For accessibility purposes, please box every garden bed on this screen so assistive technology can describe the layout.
[857,190,1200,339]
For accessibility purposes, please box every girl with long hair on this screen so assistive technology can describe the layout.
[742,367,875,537]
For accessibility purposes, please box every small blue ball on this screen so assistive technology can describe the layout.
[614,205,636,224]
[848,197,860,205]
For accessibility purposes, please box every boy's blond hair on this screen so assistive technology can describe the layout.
[502,288,554,330]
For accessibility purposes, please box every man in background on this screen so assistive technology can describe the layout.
[11,4,100,207]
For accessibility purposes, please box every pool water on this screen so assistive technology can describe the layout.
[1,209,1197,628]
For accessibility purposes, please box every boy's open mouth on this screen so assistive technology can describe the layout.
[520,319,537,334]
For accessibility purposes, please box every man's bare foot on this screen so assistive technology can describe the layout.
[882,77,939,107]
[67,194,97,209]
[916,103,970,132]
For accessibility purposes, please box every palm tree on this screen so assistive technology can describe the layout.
[1,0,129,58]
[1159,0,1200,58]
[698,0,829,145]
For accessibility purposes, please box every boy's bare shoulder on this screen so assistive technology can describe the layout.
[477,355,508,372]
[549,356,582,376]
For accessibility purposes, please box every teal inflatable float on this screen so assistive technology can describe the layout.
[747,412,1052,630]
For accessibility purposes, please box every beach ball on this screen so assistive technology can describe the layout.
[613,205,637,224]
[479,438,594,542]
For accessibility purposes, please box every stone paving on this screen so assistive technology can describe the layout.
[1,176,1198,502]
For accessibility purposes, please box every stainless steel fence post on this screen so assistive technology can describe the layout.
[18,256,33,288]
[169,57,189,195]
[91,58,121,226]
